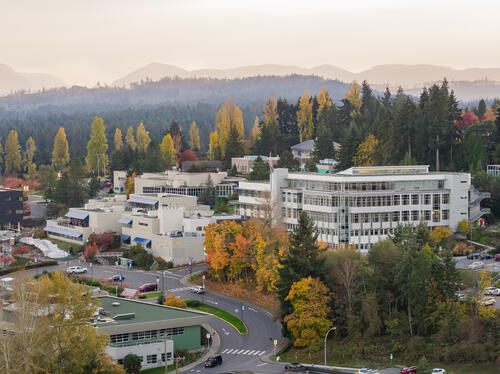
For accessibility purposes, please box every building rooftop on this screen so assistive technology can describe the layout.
[97,296,207,327]
[291,139,315,152]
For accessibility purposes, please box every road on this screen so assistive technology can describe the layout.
[27,194,47,219]
[14,261,286,373]
[454,255,499,273]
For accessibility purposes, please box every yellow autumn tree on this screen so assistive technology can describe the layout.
[264,96,278,124]
[250,116,261,147]
[125,126,136,149]
[215,98,244,158]
[430,226,452,243]
[458,220,472,235]
[125,172,135,198]
[296,90,313,141]
[136,122,151,152]
[353,133,379,166]
[208,131,220,160]
[52,127,70,171]
[317,86,333,114]
[163,294,187,309]
[189,121,200,152]
[114,128,123,151]
[344,81,362,118]
[160,134,175,168]
[284,277,332,350]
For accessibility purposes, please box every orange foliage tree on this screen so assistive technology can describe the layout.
[84,241,99,260]
[163,294,187,309]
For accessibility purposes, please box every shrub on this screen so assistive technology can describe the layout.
[35,230,47,239]
[123,353,141,374]
[452,242,474,256]
[479,236,492,246]
[186,300,200,307]
[164,294,187,308]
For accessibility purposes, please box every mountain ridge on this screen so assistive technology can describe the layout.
[0,64,65,94]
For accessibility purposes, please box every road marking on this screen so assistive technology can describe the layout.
[257,363,267,367]
[235,349,245,354]
[259,351,266,356]
[242,350,250,354]
[225,349,234,354]
[205,298,218,305]
[103,270,114,274]
[195,370,200,372]
[247,350,256,355]
[222,349,228,353]
[222,328,229,336]
[168,287,192,293]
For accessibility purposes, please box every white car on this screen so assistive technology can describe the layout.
[66,266,88,274]
[468,261,485,270]
[484,287,500,296]
[480,297,496,306]
[432,369,446,374]
[192,286,205,294]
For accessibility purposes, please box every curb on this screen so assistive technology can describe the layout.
[170,322,221,374]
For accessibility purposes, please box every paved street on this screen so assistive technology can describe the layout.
[454,255,499,273]
[27,194,47,219]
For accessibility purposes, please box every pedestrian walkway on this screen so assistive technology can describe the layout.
[221,348,266,356]
[168,286,193,293]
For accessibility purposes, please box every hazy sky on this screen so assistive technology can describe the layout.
[2,0,499,85]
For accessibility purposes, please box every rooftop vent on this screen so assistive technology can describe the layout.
[112,302,120,307]
[113,312,135,320]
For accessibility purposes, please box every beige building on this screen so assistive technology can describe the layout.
[231,156,280,174]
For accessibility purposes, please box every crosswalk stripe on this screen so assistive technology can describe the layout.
[247,350,256,355]
[168,287,192,292]
[225,349,234,354]
[252,351,261,355]
[259,351,266,356]
[242,350,250,355]
[222,349,228,354]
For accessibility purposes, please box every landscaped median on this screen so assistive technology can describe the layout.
[185,299,248,334]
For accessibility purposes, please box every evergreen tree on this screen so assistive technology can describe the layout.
[160,134,175,169]
[224,123,243,169]
[381,87,392,108]
[23,136,36,172]
[277,150,299,170]
[254,121,282,156]
[231,164,238,176]
[476,99,486,119]
[248,156,270,181]
[313,123,334,161]
[114,128,123,151]
[277,98,299,148]
[0,140,3,173]
[125,126,136,150]
[85,116,109,176]
[136,122,151,152]
[4,130,21,175]
[202,175,216,206]
[304,159,317,172]
[338,121,361,170]
[189,121,201,152]
[168,121,185,154]
[144,139,164,172]
[277,212,327,319]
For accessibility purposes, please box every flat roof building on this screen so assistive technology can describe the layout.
[238,166,490,252]
[0,188,23,231]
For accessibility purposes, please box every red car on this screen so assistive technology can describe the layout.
[400,367,417,374]
[138,283,158,292]
[494,254,500,262]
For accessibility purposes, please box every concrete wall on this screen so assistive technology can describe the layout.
[151,235,206,265]
[113,171,127,194]
[106,337,173,370]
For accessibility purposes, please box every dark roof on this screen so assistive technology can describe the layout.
[291,139,315,152]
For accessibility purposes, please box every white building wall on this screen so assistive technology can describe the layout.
[106,340,173,370]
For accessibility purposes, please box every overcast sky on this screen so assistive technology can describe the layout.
[2,0,499,85]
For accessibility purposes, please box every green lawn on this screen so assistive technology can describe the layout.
[140,364,174,373]
[141,291,164,299]
[186,300,247,334]
[47,238,81,255]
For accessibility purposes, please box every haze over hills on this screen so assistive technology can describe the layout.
[0,64,65,94]
[114,62,500,89]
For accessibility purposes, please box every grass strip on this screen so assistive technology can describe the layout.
[185,299,248,334]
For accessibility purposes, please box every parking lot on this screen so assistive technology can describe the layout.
[454,256,499,272]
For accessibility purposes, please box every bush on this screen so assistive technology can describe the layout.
[479,236,493,246]
[186,300,200,307]
[123,353,141,374]
[452,242,474,256]
[35,230,47,239]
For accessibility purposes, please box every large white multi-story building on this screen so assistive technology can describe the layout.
[238,165,490,251]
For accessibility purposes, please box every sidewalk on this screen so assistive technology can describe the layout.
[169,322,220,374]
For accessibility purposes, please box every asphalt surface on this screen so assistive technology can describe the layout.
[454,255,499,273]
[13,261,286,373]
[27,194,47,219]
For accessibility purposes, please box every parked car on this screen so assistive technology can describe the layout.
[138,283,158,292]
[484,288,500,296]
[204,355,222,368]
[432,369,446,374]
[66,266,87,274]
[480,297,496,306]
[107,274,125,282]
[467,253,481,260]
[494,253,500,262]
[468,261,485,270]
[192,286,205,294]
[358,369,374,374]
[285,363,305,371]
[400,367,417,374]
[480,254,492,260]
[170,230,183,237]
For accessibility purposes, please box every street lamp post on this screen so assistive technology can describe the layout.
[324,326,336,366]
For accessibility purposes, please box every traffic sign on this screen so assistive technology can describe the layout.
[274,339,278,347]
[163,271,167,276]
[242,305,245,311]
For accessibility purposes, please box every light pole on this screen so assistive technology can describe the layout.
[324,326,336,366]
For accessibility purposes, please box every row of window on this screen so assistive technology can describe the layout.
[118,353,172,366]
[143,185,235,197]
[3,209,23,215]
[111,327,185,344]
[289,193,451,207]
[287,180,445,192]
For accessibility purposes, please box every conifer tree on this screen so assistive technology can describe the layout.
[144,139,164,172]
[297,90,313,141]
[248,156,270,181]
[4,130,21,175]
[125,126,136,149]
[168,121,185,154]
[277,211,327,319]
[160,134,175,168]
[136,122,151,152]
[189,121,201,152]
[85,116,109,175]
[52,127,70,171]
[224,123,243,168]
[114,128,123,151]
[0,140,3,172]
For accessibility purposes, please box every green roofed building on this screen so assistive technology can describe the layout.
[95,296,210,370]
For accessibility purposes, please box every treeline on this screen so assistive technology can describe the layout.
[204,214,500,365]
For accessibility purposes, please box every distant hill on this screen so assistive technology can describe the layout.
[0,64,65,94]
[114,62,500,94]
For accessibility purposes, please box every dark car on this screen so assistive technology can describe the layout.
[204,355,222,368]
[285,363,305,371]
[495,254,500,262]
[138,283,158,292]
[108,274,125,282]
[467,253,481,260]
[400,367,417,374]
[480,254,492,260]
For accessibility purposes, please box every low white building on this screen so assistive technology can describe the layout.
[238,165,490,252]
